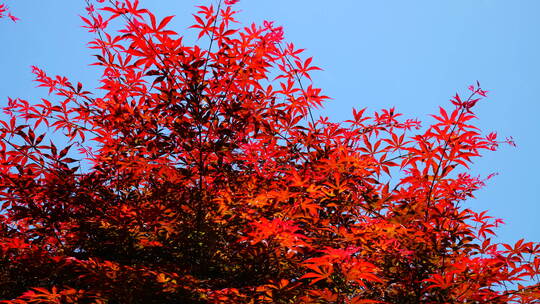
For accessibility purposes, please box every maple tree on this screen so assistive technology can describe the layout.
[1,0,539,303]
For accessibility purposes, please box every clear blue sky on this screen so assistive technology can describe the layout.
[1,0,538,244]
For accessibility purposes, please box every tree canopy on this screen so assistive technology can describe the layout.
[0,1,539,303]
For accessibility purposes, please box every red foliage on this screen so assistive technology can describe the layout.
[0,2,18,22]
[0,1,539,303]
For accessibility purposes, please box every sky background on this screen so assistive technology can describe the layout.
[1,0,538,244]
